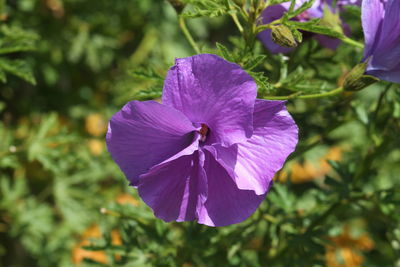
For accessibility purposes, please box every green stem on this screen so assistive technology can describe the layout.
[256,19,282,33]
[341,36,364,49]
[178,16,201,54]
[264,87,344,100]
[230,13,244,33]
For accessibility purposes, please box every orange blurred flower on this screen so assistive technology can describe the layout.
[85,113,107,137]
[87,139,104,156]
[72,225,107,264]
[72,225,122,265]
[277,146,342,184]
[326,227,374,267]
[116,193,140,207]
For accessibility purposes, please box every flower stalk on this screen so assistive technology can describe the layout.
[264,87,344,100]
[178,16,201,54]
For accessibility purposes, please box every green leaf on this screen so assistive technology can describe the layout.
[0,25,38,54]
[130,67,164,82]
[0,58,36,85]
[287,20,344,39]
[242,55,266,71]
[216,42,235,62]
[181,0,230,18]
[248,70,272,94]
[284,0,316,20]
[134,86,162,100]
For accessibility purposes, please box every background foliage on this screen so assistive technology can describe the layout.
[0,0,399,266]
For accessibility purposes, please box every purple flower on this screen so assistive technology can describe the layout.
[337,0,362,6]
[259,0,348,53]
[106,54,298,227]
[362,0,400,83]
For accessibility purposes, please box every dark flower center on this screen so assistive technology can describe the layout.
[199,123,209,142]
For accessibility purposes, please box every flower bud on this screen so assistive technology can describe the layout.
[271,25,297,48]
[167,0,186,14]
[343,61,379,91]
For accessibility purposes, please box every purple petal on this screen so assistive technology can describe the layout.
[106,100,197,186]
[362,0,386,59]
[366,63,400,83]
[369,0,400,70]
[258,5,294,54]
[162,54,257,147]
[314,34,341,50]
[197,150,266,227]
[337,0,362,6]
[206,100,298,195]
[138,151,207,222]
[260,4,288,25]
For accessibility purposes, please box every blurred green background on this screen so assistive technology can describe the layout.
[1,0,400,266]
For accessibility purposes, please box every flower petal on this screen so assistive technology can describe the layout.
[314,34,341,50]
[362,0,386,59]
[106,100,197,186]
[206,100,298,195]
[138,151,207,222]
[162,54,257,147]
[366,64,400,83]
[369,0,400,70]
[197,150,266,227]
[258,5,293,54]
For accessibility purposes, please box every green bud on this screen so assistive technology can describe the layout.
[271,25,297,48]
[167,0,186,14]
[343,61,379,91]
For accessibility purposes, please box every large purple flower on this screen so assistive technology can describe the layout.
[106,54,298,227]
[362,0,400,83]
[259,0,351,54]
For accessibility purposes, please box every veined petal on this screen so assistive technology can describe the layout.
[362,0,386,59]
[106,100,197,186]
[138,151,207,222]
[162,54,257,147]
[366,64,400,83]
[369,0,400,70]
[206,100,298,195]
[197,150,266,227]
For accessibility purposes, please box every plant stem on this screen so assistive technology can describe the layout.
[264,87,344,100]
[178,16,201,54]
[341,36,364,49]
[231,13,244,33]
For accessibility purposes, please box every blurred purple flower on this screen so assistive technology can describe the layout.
[337,0,362,6]
[362,0,400,83]
[259,0,351,54]
[106,54,298,227]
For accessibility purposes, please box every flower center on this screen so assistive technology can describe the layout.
[199,123,209,142]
